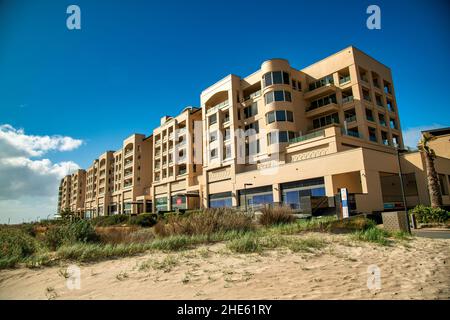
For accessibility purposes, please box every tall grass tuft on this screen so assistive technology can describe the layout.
[258,206,296,226]
[353,227,390,245]
[154,208,254,237]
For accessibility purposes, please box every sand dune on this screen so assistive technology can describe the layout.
[1,233,449,300]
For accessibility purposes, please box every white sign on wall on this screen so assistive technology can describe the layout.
[341,188,349,219]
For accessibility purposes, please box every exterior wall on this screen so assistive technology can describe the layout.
[429,134,450,159]
[69,169,86,216]
[152,107,202,212]
[57,175,71,213]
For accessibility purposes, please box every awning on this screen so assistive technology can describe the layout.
[173,191,200,197]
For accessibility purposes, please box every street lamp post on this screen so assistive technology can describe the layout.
[243,183,253,214]
[396,146,411,233]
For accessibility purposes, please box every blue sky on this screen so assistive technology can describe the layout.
[0,0,449,222]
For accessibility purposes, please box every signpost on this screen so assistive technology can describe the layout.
[340,188,349,219]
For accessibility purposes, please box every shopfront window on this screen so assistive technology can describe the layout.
[209,192,233,208]
[155,197,168,211]
[171,195,187,210]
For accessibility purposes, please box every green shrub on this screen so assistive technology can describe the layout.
[410,205,449,224]
[353,227,390,245]
[0,228,39,268]
[91,215,130,227]
[68,219,98,243]
[44,226,69,250]
[259,206,296,226]
[130,213,158,227]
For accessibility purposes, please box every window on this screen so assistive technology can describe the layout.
[309,94,337,111]
[267,131,296,144]
[265,110,293,124]
[375,94,384,107]
[224,129,231,141]
[244,102,258,118]
[383,80,392,94]
[366,108,374,121]
[392,134,400,147]
[312,113,339,129]
[244,122,259,136]
[363,88,371,101]
[379,113,386,126]
[390,119,397,129]
[224,144,232,159]
[263,71,290,87]
[264,90,292,104]
[386,99,395,112]
[209,114,217,125]
[308,75,334,91]
[381,131,389,145]
[245,140,260,156]
[267,111,275,124]
[369,127,377,142]
[209,130,218,143]
[210,148,218,159]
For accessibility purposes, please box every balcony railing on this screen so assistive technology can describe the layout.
[289,130,325,144]
[339,75,351,85]
[342,129,363,139]
[124,149,133,156]
[345,115,357,123]
[243,90,261,102]
[207,100,229,114]
[342,96,354,104]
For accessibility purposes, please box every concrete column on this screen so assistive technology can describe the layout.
[359,169,384,212]
[272,183,281,205]
[167,182,172,211]
[324,175,336,207]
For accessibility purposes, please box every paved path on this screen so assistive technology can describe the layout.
[412,229,450,239]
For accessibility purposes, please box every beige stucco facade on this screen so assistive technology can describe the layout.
[151,107,203,212]
[57,46,450,217]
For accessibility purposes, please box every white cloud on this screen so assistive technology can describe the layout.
[402,124,446,149]
[0,124,83,223]
[0,124,83,157]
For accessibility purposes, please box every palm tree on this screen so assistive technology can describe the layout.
[418,132,442,208]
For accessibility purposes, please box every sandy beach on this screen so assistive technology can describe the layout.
[1,232,449,300]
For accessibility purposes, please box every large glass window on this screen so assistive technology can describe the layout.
[155,197,168,211]
[309,94,336,111]
[308,75,334,91]
[265,110,293,124]
[264,90,292,104]
[171,195,187,210]
[239,186,274,210]
[209,114,217,126]
[267,131,296,144]
[245,122,259,136]
[244,102,258,118]
[263,71,290,87]
[281,178,327,213]
[209,192,233,208]
[312,113,339,129]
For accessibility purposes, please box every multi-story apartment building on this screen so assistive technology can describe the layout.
[57,175,71,214]
[151,107,203,211]
[198,46,445,214]
[69,169,86,215]
[110,134,153,215]
[57,46,450,217]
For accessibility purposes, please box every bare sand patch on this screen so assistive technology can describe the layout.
[0,233,449,300]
